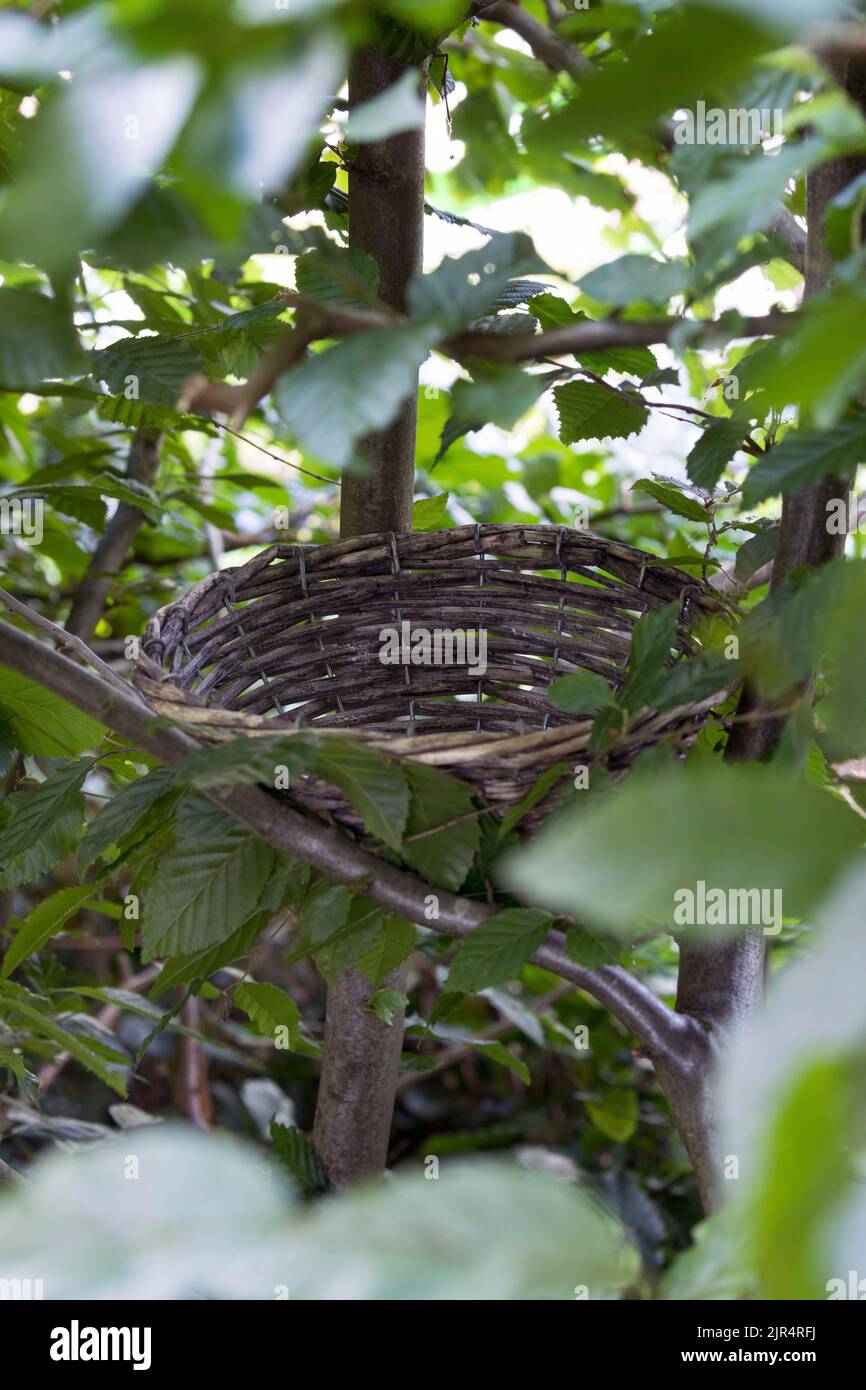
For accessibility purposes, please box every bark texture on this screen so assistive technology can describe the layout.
[312,48,427,1186]
[674,58,866,1207]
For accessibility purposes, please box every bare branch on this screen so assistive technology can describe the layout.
[477,1,593,80]
[65,429,161,645]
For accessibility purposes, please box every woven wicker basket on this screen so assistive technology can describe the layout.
[132,524,726,831]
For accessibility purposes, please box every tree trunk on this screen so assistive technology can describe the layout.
[673,59,866,1209]
[312,49,427,1187]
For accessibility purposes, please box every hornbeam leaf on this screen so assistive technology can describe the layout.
[275,325,436,467]
[2,886,94,979]
[235,981,320,1055]
[0,667,105,756]
[141,807,278,959]
[78,769,176,873]
[0,761,90,890]
[408,232,549,335]
[0,288,83,386]
[742,414,866,506]
[446,909,554,994]
[555,380,648,444]
[504,764,865,934]
[687,418,750,491]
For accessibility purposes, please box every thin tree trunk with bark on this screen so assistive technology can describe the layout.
[312,48,427,1187]
[673,58,866,1209]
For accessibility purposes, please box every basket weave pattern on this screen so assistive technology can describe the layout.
[133,525,723,824]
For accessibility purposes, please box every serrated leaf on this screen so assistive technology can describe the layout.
[529,295,657,377]
[734,526,780,583]
[402,762,479,891]
[152,911,270,996]
[78,769,175,873]
[408,232,549,335]
[446,909,553,995]
[312,741,409,851]
[140,807,278,959]
[449,365,555,432]
[632,477,707,522]
[580,255,691,307]
[91,335,205,409]
[0,760,90,890]
[617,603,680,713]
[275,325,435,467]
[0,993,127,1096]
[294,245,380,309]
[687,419,750,490]
[2,885,93,979]
[270,1120,330,1195]
[742,413,866,506]
[354,917,417,986]
[555,380,648,444]
[564,925,620,968]
[366,987,409,1026]
[0,666,105,756]
[0,287,83,386]
[235,981,319,1055]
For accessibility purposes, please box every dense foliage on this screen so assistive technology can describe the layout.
[1,0,866,1301]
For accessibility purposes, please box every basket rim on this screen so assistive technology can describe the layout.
[130,522,736,767]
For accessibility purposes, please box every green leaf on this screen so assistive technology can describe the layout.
[497,764,568,841]
[548,670,616,716]
[504,764,865,935]
[408,232,548,335]
[140,801,278,959]
[2,886,93,979]
[742,413,866,506]
[0,287,83,386]
[91,335,205,410]
[0,666,105,756]
[687,419,750,490]
[0,992,127,1096]
[312,741,410,851]
[275,325,435,467]
[554,380,648,444]
[632,477,707,522]
[354,917,417,986]
[294,245,380,309]
[412,492,450,530]
[580,255,691,307]
[564,925,620,968]
[366,987,409,1026]
[734,526,780,584]
[446,908,554,995]
[402,762,479,892]
[179,735,312,789]
[529,295,656,378]
[617,603,680,713]
[152,912,270,996]
[294,875,354,958]
[587,1090,638,1143]
[469,1039,530,1085]
[269,1120,330,1195]
[0,760,90,890]
[78,769,175,873]
[449,365,555,432]
[235,981,319,1055]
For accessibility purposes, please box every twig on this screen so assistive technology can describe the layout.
[0,587,137,697]
[65,430,161,645]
